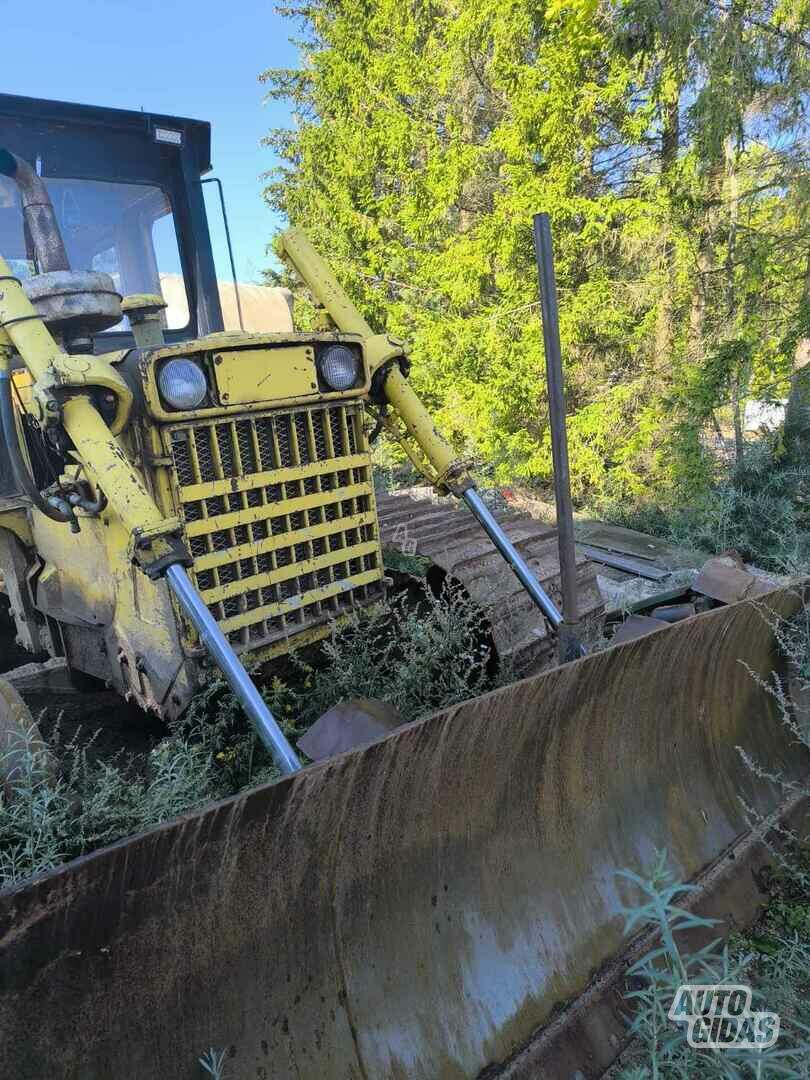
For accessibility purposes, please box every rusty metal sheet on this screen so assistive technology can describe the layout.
[611,613,666,643]
[574,519,702,570]
[578,543,671,581]
[376,493,604,673]
[693,556,776,605]
[0,588,807,1079]
[298,697,403,761]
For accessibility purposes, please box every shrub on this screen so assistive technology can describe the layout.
[290,583,497,727]
[0,724,216,888]
[598,432,810,573]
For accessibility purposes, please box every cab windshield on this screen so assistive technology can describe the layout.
[0,174,189,331]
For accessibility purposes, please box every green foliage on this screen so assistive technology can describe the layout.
[616,851,810,1077]
[0,723,218,888]
[263,0,810,504]
[289,584,499,726]
[598,425,810,572]
[382,547,432,576]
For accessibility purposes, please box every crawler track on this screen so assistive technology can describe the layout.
[376,492,604,672]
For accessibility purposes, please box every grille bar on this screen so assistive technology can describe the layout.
[177,453,369,504]
[193,510,377,573]
[217,569,381,636]
[202,541,380,605]
[166,401,384,653]
[183,483,372,538]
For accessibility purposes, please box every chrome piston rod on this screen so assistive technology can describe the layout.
[165,564,301,775]
[461,488,563,628]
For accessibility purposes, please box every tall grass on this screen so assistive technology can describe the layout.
[0,722,217,888]
[598,425,810,574]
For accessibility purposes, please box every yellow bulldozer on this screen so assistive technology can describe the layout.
[0,93,602,774]
[0,93,807,1080]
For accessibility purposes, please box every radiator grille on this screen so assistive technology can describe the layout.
[166,402,384,653]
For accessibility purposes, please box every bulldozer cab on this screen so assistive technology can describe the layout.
[0,92,223,350]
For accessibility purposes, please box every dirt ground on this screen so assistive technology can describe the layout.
[1,595,165,764]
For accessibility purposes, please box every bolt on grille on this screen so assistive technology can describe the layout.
[167,402,384,653]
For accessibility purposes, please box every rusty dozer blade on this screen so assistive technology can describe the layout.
[2,588,808,1079]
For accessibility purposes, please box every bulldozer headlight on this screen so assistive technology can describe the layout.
[318,344,360,391]
[158,358,208,410]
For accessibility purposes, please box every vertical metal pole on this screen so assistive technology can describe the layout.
[533,214,580,657]
[198,177,245,332]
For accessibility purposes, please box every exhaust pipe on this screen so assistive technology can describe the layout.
[0,149,70,274]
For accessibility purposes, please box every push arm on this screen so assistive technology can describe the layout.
[279,228,568,635]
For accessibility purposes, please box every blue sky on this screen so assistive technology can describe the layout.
[4,0,299,282]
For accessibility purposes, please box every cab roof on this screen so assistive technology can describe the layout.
[0,93,212,175]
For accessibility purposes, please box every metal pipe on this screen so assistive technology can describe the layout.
[533,213,579,627]
[198,178,245,332]
[461,488,563,629]
[577,544,670,582]
[165,564,301,776]
[0,362,75,527]
[0,150,70,274]
[280,228,374,337]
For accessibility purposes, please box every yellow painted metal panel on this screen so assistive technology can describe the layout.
[214,347,317,406]
[217,569,380,634]
[184,483,373,538]
[10,368,33,407]
[193,511,376,572]
[177,453,368,503]
[0,505,33,547]
[199,541,378,604]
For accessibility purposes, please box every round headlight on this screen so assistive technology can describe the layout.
[319,344,360,391]
[157,358,208,410]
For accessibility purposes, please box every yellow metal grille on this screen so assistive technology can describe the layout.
[166,401,384,653]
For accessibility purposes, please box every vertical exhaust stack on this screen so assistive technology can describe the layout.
[0,148,122,345]
[0,150,70,274]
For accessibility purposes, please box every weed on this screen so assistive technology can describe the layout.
[290,583,498,727]
[596,430,810,574]
[734,594,810,893]
[615,852,810,1078]
[0,720,218,889]
[382,547,433,577]
[199,1047,227,1079]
